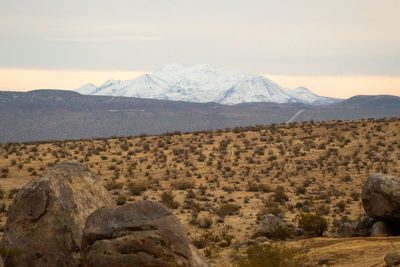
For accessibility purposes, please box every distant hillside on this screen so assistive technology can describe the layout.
[0,90,399,143]
[296,95,400,122]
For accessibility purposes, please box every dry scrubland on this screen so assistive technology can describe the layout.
[0,118,400,266]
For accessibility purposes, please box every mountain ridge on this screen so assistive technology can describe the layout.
[76,64,342,105]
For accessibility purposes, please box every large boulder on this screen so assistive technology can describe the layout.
[362,173,400,226]
[0,161,114,267]
[81,200,209,267]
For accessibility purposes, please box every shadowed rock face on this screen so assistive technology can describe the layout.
[362,173,400,227]
[81,200,209,267]
[0,161,114,267]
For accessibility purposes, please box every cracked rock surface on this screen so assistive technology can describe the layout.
[0,160,114,267]
[81,200,209,267]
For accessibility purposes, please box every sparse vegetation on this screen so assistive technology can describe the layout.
[0,118,399,266]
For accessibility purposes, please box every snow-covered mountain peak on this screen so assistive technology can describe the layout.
[76,64,342,105]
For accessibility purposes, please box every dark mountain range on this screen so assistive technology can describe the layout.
[0,90,399,143]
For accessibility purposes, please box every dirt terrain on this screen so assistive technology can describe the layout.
[0,118,399,266]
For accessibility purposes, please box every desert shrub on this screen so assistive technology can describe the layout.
[295,185,307,195]
[237,243,308,267]
[257,201,285,219]
[0,187,4,199]
[192,231,221,249]
[246,182,271,193]
[350,191,360,201]
[216,203,241,217]
[273,186,289,203]
[297,213,328,237]
[341,175,352,182]
[128,181,148,195]
[197,216,213,229]
[315,204,330,216]
[160,191,179,209]
[1,168,9,178]
[0,203,6,213]
[186,189,196,198]
[268,225,294,241]
[336,200,346,212]
[221,231,234,246]
[116,194,127,205]
[172,180,195,190]
[104,180,123,191]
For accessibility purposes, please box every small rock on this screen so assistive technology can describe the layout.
[253,236,269,243]
[318,257,329,265]
[293,228,304,236]
[385,253,400,266]
[371,221,391,237]
[217,240,229,247]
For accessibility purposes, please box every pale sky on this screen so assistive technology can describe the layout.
[1,0,399,98]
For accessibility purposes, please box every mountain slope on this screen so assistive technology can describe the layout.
[76,64,341,105]
[294,95,400,122]
[1,90,399,143]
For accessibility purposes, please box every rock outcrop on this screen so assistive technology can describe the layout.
[81,200,209,267]
[0,161,114,267]
[362,173,400,226]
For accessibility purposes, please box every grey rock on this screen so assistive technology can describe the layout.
[0,161,114,267]
[254,214,288,238]
[293,228,304,236]
[336,217,375,238]
[362,173,400,225]
[253,236,269,243]
[385,253,400,266]
[81,200,209,267]
[371,221,391,237]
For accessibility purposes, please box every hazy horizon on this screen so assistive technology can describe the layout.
[1,0,399,98]
[1,67,399,99]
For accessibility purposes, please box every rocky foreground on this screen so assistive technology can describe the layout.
[0,161,208,267]
[1,160,400,266]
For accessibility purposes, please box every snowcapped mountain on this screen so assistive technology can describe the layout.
[76,64,341,105]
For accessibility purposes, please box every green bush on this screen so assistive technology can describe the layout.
[297,213,328,237]
[237,243,308,267]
